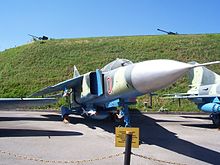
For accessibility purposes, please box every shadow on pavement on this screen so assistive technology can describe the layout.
[180,115,211,120]
[0,110,220,164]
[130,111,220,165]
[0,115,61,122]
[66,110,220,164]
[0,115,83,137]
[0,129,82,137]
[181,123,217,129]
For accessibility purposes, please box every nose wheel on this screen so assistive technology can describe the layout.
[120,103,131,127]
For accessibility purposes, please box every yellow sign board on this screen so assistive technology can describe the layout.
[115,127,139,148]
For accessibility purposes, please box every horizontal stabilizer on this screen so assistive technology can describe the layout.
[164,94,220,99]
[182,95,220,99]
[0,98,57,109]
[163,93,189,97]
[163,93,191,99]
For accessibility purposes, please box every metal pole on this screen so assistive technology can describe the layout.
[178,98,181,107]
[149,94,153,108]
[124,131,132,165]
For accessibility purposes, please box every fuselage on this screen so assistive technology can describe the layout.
[70,59,199,109]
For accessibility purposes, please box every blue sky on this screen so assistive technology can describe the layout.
[0,0,219,51]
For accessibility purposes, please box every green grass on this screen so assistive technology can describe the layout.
[1,34,220,111]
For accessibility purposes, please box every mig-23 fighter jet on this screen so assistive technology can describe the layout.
[31,59,220,127]
[165,62,220,127]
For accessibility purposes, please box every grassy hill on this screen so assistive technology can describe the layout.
[1,34,220,111]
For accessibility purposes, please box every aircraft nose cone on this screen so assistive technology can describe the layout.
[131,60,192,93]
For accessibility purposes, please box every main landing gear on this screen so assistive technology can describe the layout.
[61,106,71,123]
[210,113,220,127]
[60,103,131,127]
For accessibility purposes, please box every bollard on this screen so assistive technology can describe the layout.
[124,131,132,165]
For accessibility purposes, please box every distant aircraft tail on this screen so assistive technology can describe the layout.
[73,65,80,78]
[188,61,220,88]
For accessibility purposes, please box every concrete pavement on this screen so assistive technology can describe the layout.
[0,110,220,165]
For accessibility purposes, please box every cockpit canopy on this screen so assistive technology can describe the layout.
[101,58,133,72]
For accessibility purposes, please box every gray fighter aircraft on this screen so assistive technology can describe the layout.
[165,62,220,126]
[30,59,220,126]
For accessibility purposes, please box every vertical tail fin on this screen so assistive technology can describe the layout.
[188,61,220,88]
[73,65,80,78]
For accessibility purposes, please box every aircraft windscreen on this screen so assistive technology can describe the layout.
[101,59,133,72]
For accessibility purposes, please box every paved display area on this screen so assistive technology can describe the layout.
[0,110,220,165]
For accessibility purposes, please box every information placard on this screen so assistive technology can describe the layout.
[115,127,139,148]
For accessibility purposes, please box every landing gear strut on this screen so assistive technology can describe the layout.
[120,103,131,127]
[210,114,220,127]
[61,106,71,123]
